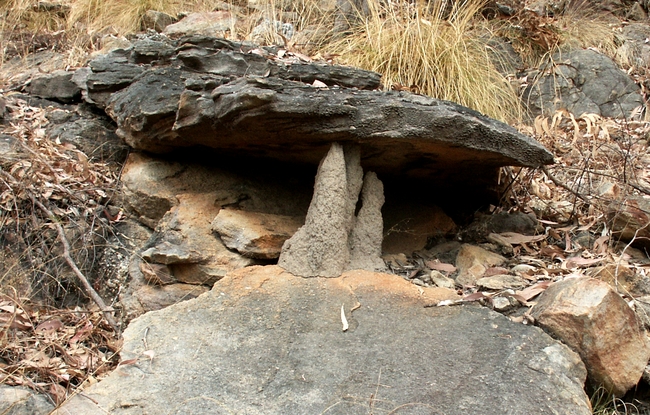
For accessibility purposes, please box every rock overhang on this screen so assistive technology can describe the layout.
[86,34,553,195]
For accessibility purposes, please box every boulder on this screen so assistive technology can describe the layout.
[73,34,551,196]
[142,10,176,32]
[523,49,643,119]
[0,386,54,415]
[140,193,257,285]
[455,244,507,286]
[608,195,650,248]
[163,11,236,37]
[476,274,527,290]
[211,209,304,259]
[27,70,81,103]
[133,283,209,312]
[53,266,591,415]
[530,277,650,396]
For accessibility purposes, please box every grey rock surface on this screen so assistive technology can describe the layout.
[523,49,643,119]
[132,75,554,180]
[54,266,591,415]
[27,70,81,103]
[76,34,551,193]
[0,385,54,415]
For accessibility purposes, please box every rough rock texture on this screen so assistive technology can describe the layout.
[278,143,363,277]
[348,172,386,272]
[530,277,650,396]
[142,10,176,32]
[140,193,257,285]
[45,106,129,163]
[166,76,553,182]
[211,209,304,259]
[608,195,650,248]
[163,11,236,37]
[476,274,527,290]
[27,70,81,103]
[0,386,54,415]
[382,203,457,254]
[523,49,643,119]
[54,266,591,415]
[455,244,507,286]
[73,34,551,196]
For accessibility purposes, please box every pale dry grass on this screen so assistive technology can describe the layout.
[323,0,520,122]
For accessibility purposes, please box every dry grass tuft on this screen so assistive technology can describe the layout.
[323,0,520,122]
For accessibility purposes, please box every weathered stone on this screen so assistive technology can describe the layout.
[588,263,650,296]
[476,274,527,290]
[523,49,643,119]
[120,152,313,230]
[455,244,507,286]
[348,172,386,272]
[46,107,128,163]
[142,10,176,32]
[0,386,54,415]
[106,67,185,145]
[461,211,539,242]
[211,209,304,259]
[608,195,650,248]
[173,35,381,89]
[54,266,590,415]
[382,203,457,255]
[168,76,554,183]
[430,270,457,289]
[530,277,650,396]
[85,49,144,107]
[120,153,182,228]
[279,143,361,277]
[140,262,175,285]
[133,283,208,313]
[141,193,257,285]
[27,70,81,103]
[163,11,236,37]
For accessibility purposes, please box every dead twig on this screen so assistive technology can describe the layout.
[29,196,120,335]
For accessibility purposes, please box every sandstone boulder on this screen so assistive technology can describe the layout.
[163,11,236,37]
[73,34,552,199]
[0,386,54,415]
[455,244,507,286]
[211,209,304,259]
[54,266,591,415]
[530,277,650,396]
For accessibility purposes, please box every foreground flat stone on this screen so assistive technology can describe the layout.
[55,266,590,415]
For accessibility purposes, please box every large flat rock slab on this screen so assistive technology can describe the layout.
[75,34,552,191]
[55,266,591,415]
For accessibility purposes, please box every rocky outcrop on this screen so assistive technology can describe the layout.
[523,49,643,119]
[530,277,650,396]
[211,209,304,259]
[53,265,591,415]
[66,34,552,197]
[0,386,54,415]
